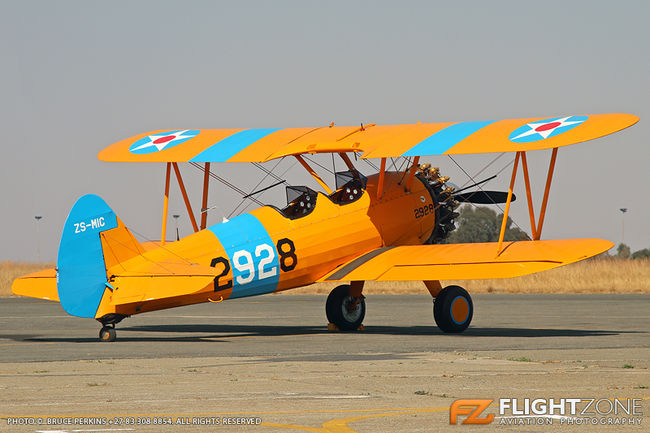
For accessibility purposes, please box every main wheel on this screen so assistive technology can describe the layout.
[433,285,473,333]
[326,284,365,331]
[99,326,116,342]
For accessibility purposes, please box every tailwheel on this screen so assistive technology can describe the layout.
[99,325,116,342]
[97,314,126,342]
[326,284,366,331]
[433,285,473,333]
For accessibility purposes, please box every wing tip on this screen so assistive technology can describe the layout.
[623,113,640,126]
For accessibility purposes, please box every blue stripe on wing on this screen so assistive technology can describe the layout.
[190,128,280,162]
[403,120,496,156]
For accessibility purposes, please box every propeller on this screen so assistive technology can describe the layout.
[438,175,516,204]
[416,165,517,244]
[452,190,516,204]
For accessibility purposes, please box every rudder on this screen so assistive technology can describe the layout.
[57,194,122,318]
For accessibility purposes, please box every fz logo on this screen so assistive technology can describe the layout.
[450,399,494,424]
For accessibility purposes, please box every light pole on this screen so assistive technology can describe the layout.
[619,208,627,246]
[34,215,43,262]
[173,214,180,241]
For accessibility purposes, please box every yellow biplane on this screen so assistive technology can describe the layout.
[13,114,638,341]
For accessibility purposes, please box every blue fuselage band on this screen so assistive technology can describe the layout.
[207,213,280,298]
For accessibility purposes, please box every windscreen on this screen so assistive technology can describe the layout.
[335,170,367,190]
[286,185,315,204]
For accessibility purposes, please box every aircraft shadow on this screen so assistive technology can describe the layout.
[12,334,234,344]
[117,323,630,339]
[4,325,635,344]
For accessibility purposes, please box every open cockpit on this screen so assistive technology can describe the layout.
[279,185,318,219]
[275,170,368,219]
[328,170,367,205]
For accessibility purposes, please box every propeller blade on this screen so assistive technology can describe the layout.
[452,191,516,204]
[451,175,497,195]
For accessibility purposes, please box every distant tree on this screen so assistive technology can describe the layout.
[617,243,631,259]
[446,205,529,244]
[631,248,650,259]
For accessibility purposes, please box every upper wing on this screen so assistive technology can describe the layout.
[98,114,638,163]
[319,238,613,282]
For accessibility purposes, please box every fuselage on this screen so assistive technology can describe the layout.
[95,171,436,317]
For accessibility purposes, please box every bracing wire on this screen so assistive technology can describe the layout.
[447,155,531,239]
[252,162,286,183]
[101,226,199,277]
[126,227,198,266]
[396,156,410,172]
[228,158,285,218]
[389,157,399,172]
[362,158,379,171]
[302,154,335,174]
[189,162,265,207]
[235,158,299,215]
[398,157,412,184]
[459,153,506,189]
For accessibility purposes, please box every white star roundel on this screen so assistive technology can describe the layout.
[509,116,587,143]
[129,130,200,154]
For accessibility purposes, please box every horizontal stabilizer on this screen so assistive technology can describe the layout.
[12,268,58,301]
[107,259,220,305]
[11,261,221,307]
[321,238,613,282]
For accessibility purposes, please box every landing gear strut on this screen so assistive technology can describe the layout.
[326,284,365,331]
[433,285,473,333]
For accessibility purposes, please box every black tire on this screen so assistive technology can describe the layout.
[433,285,473,333]
[325,284,365,331]
[99,326,116,342]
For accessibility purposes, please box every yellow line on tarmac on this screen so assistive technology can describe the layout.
[260,407,449,433]
[320,407,449,433]
[261,422,324,432]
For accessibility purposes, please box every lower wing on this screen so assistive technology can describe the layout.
[320,239,613,282]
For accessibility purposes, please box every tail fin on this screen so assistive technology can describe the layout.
[57,194,143,318]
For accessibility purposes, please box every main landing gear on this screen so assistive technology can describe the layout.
[432,284,473,333]
[97,314,127,342]
[325,281,473,333]
[326,283,366,331]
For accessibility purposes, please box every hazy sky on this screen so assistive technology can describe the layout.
[1,0,648,262]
